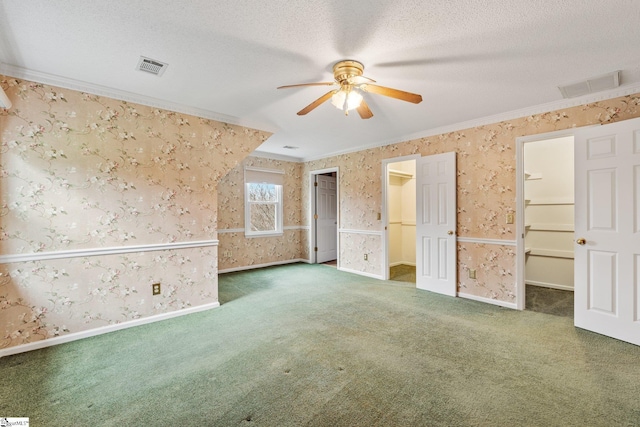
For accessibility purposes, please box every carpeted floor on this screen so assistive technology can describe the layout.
[389,264,416,283]
[1,263,639,426]
[525,284,574,317]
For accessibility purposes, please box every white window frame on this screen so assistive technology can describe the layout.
[244,167,284,238]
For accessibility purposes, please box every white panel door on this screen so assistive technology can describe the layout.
[574,117,640,345]
[415,152,457,296]
[316,175,337,263]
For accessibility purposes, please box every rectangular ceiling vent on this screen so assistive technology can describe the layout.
[558,70,620,99]
[136,56,168,76]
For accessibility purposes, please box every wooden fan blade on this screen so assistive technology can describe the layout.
[349,75,376,84]
[297,90,335,115]
[356,99,373,119]
[277,82,335,89]
[361,84,422,104]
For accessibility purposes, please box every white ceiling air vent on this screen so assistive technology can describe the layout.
[0,86,11,109]
[136,56,168,76]
[558,70,620,99]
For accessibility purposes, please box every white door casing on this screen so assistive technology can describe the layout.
[316,174,337,263]
[415,151,457,296]
[574,117,640,346]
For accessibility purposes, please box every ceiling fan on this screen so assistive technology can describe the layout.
[277,60,422,119]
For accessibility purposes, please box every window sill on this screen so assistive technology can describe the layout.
[244,231,284,239]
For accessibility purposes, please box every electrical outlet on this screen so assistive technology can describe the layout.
[152,283,161,296]
[506,213,514,224]
[468,269,476,279]
[224,250,232,257]
[364,254,368,261]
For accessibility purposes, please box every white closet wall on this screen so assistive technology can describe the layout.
[524,136,574,290]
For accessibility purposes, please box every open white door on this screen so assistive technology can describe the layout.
[316,174,337,263]
[415,152,457,296]
[574,117,640,345]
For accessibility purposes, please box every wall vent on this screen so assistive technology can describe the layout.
[136,56,168,76]
[558,71,620,99]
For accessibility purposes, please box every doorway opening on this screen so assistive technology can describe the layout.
[382,155,419,282]
[310,168,338,266]
[517,133,575,316]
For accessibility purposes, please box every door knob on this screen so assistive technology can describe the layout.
[576,238,586,245]
[447,230,454,235]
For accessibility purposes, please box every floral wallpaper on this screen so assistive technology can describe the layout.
[217,156,304,270]
[2,72,640,351]
[0,76,269,350]
[0,247,216,349]
[457,242,516,301]
[303,92,640,302]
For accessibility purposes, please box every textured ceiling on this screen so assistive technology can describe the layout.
[1,0,640,160]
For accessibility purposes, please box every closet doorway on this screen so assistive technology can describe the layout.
[382,155,419,283]
[310,168,339,266]
[519,135,575,316]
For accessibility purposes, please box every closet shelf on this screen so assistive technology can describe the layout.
[525,198,574,206]
[524,171,542,180]
[527,223,574,232]
[388,169,414,179]
[527,248,574,259]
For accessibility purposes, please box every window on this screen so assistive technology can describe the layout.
[244,167,284,237]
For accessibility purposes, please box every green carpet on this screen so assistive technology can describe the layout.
[1,263,639,426]
[389,264,416,284]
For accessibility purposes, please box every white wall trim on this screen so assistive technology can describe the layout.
[250,151,303,162]
[458,292,518,310]
[218,226,306,234]
[244,165,285,175]
[0,240,219,264]
[526,280,574,292]
[0,63,276,133]
[339,228,383,236]
[338,266,384,280]
[218,258,307,274]
[4,62,639,165]
[456,237,516,246]
[0,302,220,358]
[301,85,640,162]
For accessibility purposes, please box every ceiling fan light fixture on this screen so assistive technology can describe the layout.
[331,88,363,112]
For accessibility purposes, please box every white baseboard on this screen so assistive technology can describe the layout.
[526,280,574,292]
[338,266,384,280]
[0,302,220,358]
[218,258,307,274]
[458,292,518,310]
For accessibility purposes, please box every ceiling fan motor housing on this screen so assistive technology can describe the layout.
[333,60,364,84]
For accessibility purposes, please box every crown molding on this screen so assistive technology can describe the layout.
[0,63,276,133]
[301,83,640,162]
[250,150,303,162]
[3,62,639,164]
